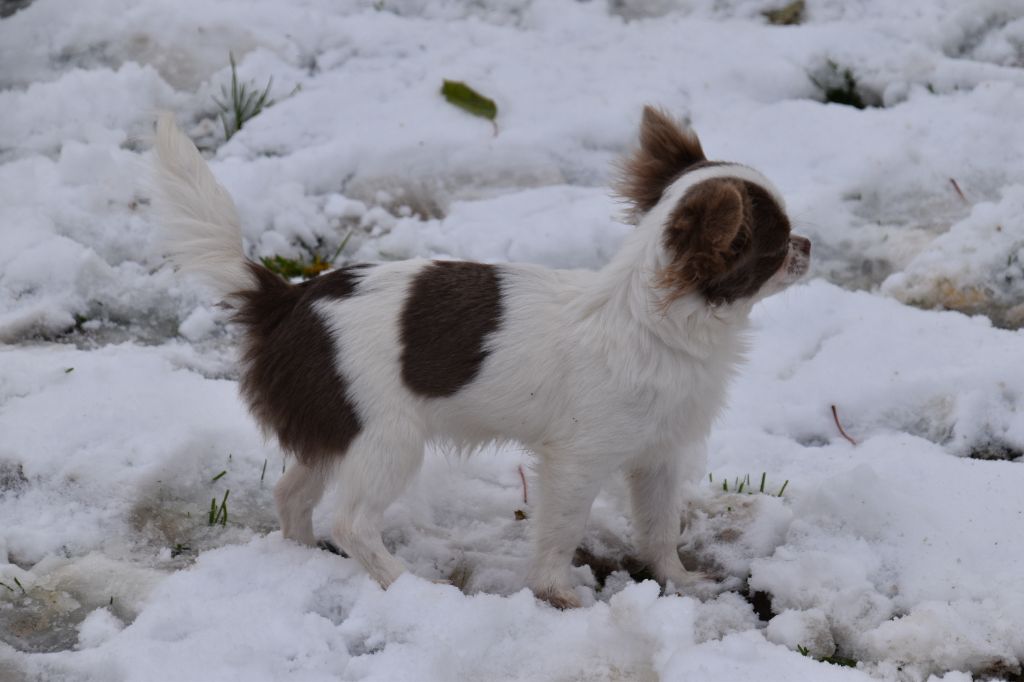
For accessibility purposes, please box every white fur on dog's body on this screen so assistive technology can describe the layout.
[153,113,805,607]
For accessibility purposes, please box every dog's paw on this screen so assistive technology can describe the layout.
[667,576,723,601]
[657,565,722,600]
[534,586,582,610]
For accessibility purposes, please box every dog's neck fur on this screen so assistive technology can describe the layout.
[577,164,779,360]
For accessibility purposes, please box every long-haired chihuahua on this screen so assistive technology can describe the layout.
[153,106,809,607]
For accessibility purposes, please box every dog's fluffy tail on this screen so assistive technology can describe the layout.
[152,113,255,301]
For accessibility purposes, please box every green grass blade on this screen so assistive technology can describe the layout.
[330,228,356,263]
[217,490,230,526]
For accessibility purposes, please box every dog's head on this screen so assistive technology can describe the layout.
[616,106,810,308]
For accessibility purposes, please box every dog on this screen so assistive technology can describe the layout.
[152,106,810,608]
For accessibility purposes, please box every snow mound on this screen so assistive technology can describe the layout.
[884,185,1024,328]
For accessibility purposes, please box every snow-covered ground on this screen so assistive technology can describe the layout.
[2,0,1024,679]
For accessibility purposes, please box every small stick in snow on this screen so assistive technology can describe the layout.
[518,465,528,505]
[949,178,968,204]
[831,404,858,446]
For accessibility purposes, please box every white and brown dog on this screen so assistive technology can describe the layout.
[153,107,809,608]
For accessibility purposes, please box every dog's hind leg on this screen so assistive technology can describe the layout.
[329,428,425,589]
[274,460,328,546]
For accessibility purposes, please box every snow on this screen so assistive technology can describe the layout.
[766,607,835,658]
[2,0,1024,680]
[75,607,124,650]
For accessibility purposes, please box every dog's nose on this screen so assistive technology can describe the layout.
[791,235,811,256]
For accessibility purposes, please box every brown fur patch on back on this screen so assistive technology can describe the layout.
[659,179,790,306]
[233,263,368,467]
[615,106,707,220]
[400,261,503,398]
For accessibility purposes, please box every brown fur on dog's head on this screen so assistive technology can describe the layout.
[615,106,708,221]
[659,178,792,306]
[617,105,801,308]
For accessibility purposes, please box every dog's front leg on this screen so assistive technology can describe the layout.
[527,452,613,609]
[628,447,709,596]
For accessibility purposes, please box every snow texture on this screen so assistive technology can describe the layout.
[2,0,1024,680]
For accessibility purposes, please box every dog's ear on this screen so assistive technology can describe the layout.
[615,106,707,219]
[657,178,749,303]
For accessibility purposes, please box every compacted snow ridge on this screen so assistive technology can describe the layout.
[2,0,1023,680]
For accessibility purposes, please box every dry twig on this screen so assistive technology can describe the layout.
[949,178,968,204]
[831,404,858,446]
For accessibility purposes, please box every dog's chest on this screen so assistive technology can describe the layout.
[641,352,731,439]
[562,331,739,455]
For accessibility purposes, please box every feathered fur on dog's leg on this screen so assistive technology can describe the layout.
[152,113,255,301]
[274,461,328,547]
[330,427,426,589]
[528,450,619,608]
[628,445,719,598]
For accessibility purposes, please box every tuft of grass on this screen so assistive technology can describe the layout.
[714,471,790,497]
[261,254,330,279]
[261,228,356,281]
[64,367,74,374]
[810,60,867,109]
[171,543,191,558]
[798,644,858,668]
[211,470,226,483]
[0,581,13,592]
[13,577,26,594]
[212,52,275,141]
[763,0,804,25]
[260,459,268,484]
[208,490,230,526]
